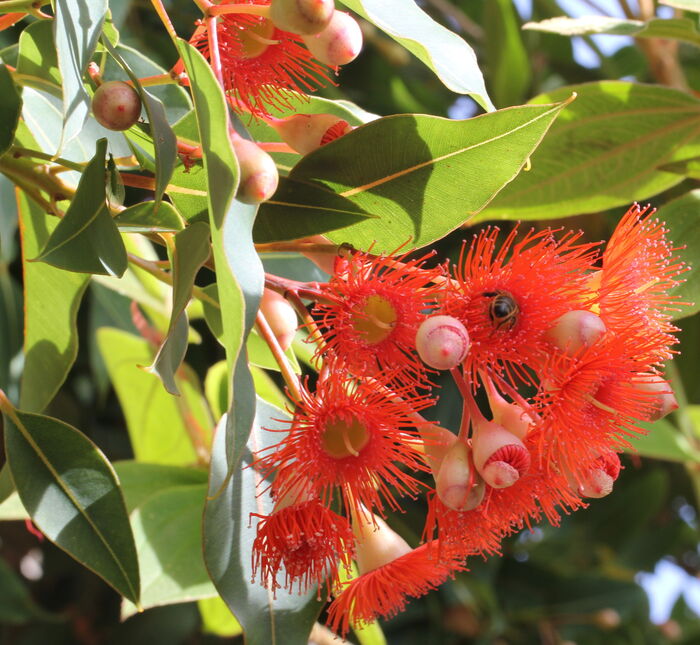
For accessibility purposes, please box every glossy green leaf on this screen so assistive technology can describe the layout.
[2,404,140,603]
[0,558,57,624]
[659,156,700,178]
[204,360,229,421]
[484,0,531,108]
[54,0,107,147]
[16,20,60,93]
[203,402,322,645]
[478,82,700,221]
[254,177,374,243]
[523,16,700,47]
[17,191,89,413]
[198,596,243,637]
[628,419,700,462]
[101,37,178,204]
[97,328,212,465]
[0,269,22,391]
[291,101,571,252]
[146,311,190,396]
[115,200,185,233]
[659,0,700,12]
[36,138,127,277]
[247,328,301,374]
[338,0,494,111]
[656,190,700,320]
[176,39,263,477]
[121,484,214,617]
[0,64,22,155]
[250,366,288,411]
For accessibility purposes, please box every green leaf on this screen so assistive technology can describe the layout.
[203,402,323,645]
[115,200,185,233]
[146,311,190,396]
[478,82,700,222]
[147,222,210,395]
[176,39,263,471]
[101,37,178,204]
[656,190,700,320]
[16,20,60,93]
[2,403,140,603]
[97,328,212,466]
[0,64,22,155]
[254,177,375,243]
[247,328,301,374]
[198,596,243,637]
[121,484,215,617]
[484,0,531,108]
[523,16,700,47]
[54,0,107,147]
[250,366,288,411]
[338,0,494,112]
[114,461,208,513]
[17,192,89,413]
[291,101,571,252]
[36,138,127,277]
[627,418,700,462]
[659,156,700,178]
[0,558,58,624]
[0,269,22,391]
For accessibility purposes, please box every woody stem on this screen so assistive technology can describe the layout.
[255,310,303,401]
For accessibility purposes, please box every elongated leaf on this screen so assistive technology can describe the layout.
[478,82,700,221]
[254,177,374,243]
[115,200,185,233]
[101,37,177,204]
[176,39,263,466]
[18,192,89,413]
[656,190,700,320]
[16,20,60,92]
[0,269,22,391]
[97,328,212,465]
[523,16,700,47]
[0,64,22,155]
[2,403,140,603]
[203,404,322,645]
[147,311,190,396]
[659,156,700,178]
[291,100,571,252]
[199,597,243,637]
[36,138,127,276]
[121,484,214,617]
[338,0,493,111]
[54,0,107,148]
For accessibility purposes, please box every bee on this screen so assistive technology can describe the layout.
[483,290,519,331]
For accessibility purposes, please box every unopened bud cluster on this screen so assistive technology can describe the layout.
[252,207,685,633]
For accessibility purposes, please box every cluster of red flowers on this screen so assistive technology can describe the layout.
[252,205,686,635]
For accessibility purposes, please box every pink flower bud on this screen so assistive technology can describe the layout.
[270,113,352,155]
[270,0,335,36]
[231,137,279,204]
[472,420,530,489]
[419,423,458,474]
[566,452,620,499]
[546,310,606,355]
[91,81,142,131]
[415,315,470,370]
[353,511,411,574]
[260,288,298,351]
[436,440,485,511]
[487,386,534,440]
[632,374,678,421]
[301,10,363,67]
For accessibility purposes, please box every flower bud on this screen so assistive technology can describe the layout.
[260,288,298,351]
[231,137,279,204]
[353,511,411,574]
[567,452,620,499]
[487,386,533,440]
[546,310,606,355]
[298,234,336,275]
[301,10,363,67]
[472,420,530,489]
[436,440,485,511]
[415,315,470,370]
[271,114,352,155]
[91,80,142,131]
[270,0,335,35]
[632,374,678,421]
[420,423,458,474]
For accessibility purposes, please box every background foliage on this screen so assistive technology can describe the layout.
[1,0,700,644]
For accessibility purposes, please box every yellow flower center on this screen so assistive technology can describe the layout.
[353,295,397,344]
[239,19,277,59]
[321,418,370,459]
